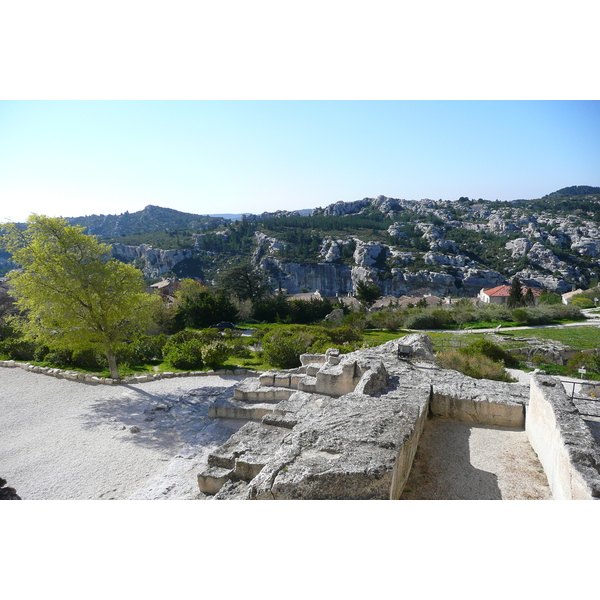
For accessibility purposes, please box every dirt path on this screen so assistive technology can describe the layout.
[401,417,552,500]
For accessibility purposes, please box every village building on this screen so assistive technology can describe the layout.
[561,288,584,305]
[478,284,542,304]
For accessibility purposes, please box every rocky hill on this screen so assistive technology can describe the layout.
[3,188,599,297]
[67,204,227,237]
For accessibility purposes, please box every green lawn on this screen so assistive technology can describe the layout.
[507,326,600,351]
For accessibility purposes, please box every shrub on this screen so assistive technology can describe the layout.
[42,349,74,367]
[460,339,519,368]
[0,337,38,361]
[262,329,315,368]
[572,296,595,309]
[324,325,363,344]
[71,348,106,370]
[437,350,515,382]
[201,341,232,369]
[367,310,404,331]
[566,352,600,375]
[163,338,204,370]
[478,304,513,324]
[511,308,529,324]
[403,309,448,329]
[342,312,367,331]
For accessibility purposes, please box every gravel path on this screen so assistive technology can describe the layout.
[401,418,552,500]
[0,368,246,500]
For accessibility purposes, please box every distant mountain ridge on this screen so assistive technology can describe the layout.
[542,186,600,199]
[3,186,597,297]
[67,205,227,237]
[64,187,599,236]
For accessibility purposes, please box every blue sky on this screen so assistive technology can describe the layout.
[1,100,598,223]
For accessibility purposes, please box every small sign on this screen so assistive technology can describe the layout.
[579,367,587,375]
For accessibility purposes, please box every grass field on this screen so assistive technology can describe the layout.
[425,326,600,352]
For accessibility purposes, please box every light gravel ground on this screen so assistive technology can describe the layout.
[0,368,246,500]
[401,417,552,500]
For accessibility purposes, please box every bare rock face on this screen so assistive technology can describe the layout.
[505,237,532,259]
[111,243,194,278]
[353,241,386,267]
[572,237,600,257]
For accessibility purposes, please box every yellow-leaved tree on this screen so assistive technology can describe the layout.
[3,215,159,379]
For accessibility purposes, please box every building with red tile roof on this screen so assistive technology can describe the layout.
[478,284,542,304]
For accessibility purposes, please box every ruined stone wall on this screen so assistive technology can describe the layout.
[527,375,600,500]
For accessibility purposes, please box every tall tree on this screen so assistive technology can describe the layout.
[523,287,536,306]
[507,277,524,309]
[173,279,238,329]
[3,215,158,379]
[217,263,271,301]
[356,281,382,307]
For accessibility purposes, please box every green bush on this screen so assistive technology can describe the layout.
[437,350,515,382]
[342,312,367,331]
[478,304,513,323]
[163,338,204,370]
[460,339,519,368]
[0,337,38,361]
[201,341,232,369]
[572,296,595,309]
[403,309,448,329]
[42,349,74,367]
[262,329,315,368]
[566,352,600,375]
[71,348,106,370]
[324,325,363,344]
[367,310,404,331]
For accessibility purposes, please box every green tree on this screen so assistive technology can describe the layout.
[173,279,238,329]
[507,277,524,309]
[523,287,536,306]
[539,290,562,305]
[3,215,158,379]
[217,263,272,302]
[356,281,382,307]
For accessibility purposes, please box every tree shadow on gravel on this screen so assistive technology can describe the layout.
[81,383,242,454]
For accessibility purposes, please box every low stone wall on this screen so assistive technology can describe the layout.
[526,374,600,500]
[430,381,527,428]
[0,359,259,384]
[389,392,430,499]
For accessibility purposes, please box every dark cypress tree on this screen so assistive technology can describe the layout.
[523,287,536,306]
[507,278,524,308]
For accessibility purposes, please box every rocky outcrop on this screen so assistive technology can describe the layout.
[111,243,194,278]
[505,237,532,259]
[353,241,386,267]
[260,257,506,297]
[198,334,533,500]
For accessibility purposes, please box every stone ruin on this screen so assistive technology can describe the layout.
[196,333,600,500]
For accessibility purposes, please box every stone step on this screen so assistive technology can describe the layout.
[262,413,298,429]
[208,397,276,420]
[298,376,317,393]
[198,466,233,495]
[234,383,296,403]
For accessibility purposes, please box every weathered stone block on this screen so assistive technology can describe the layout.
[198,467,232,495]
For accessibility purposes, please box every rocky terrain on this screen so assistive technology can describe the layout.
[3,186,599,297]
